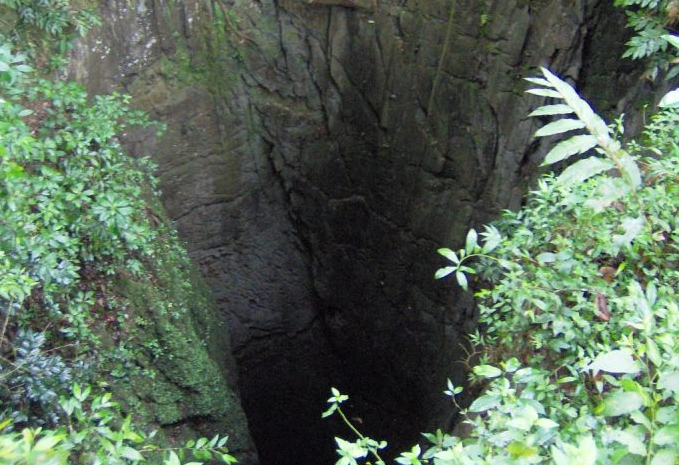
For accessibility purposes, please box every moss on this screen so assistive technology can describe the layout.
[93,195,253,456]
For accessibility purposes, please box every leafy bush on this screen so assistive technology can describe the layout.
[323,48,679,465]
[614,0,679,79]
[0,12,175,430]
[0,384,237,465]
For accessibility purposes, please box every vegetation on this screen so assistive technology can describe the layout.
[323,9,679,465]
[0,2,238,464]
[615,0,679,79]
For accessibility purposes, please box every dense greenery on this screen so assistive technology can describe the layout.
[323,14,679,465]
[615,0,679,79]
[0,2,238,464]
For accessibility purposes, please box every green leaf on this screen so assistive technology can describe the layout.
[468,394,501,412]
[536,418,559,429]
[610,428,646,455]
[524,77,551,86]
[536,252,557,263]
[542,134,598,165]
[663,34,679,50]
[540,68,611,140]
[121,446,144,461]
[556,157,614,188]
[34,434,66,451]
[481,225,501,253]
[473,365,502,378]
[322,404,337,418]
[658,372,679,392]
[654,425,679,446]
[534,119,586,138]
[165,451,181,465]
[646,338,662,367]
[587,349,640,375]
[435,266,455,280]
[437,248,459,263]
[528,104,574,117]
[504,357,521,373]
[659,88,679,108]
[602,391,644,416]
[455,271,468,289]
[465,229,478,254]
[526,88,562,99]
[507,441,538,458]
[651,450,679,465]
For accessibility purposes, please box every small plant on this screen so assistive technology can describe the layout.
[0,384,238,465]
[615,0,679,79]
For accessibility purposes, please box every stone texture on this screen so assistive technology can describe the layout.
[68,1,649,464]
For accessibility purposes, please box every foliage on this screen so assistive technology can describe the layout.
[0,3,211,440]
[324,58,679,465]
[0,384,237,465]
[614,0,679,79]
[0,0,100,60]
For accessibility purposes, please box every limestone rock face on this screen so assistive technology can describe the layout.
[68,1,643,463]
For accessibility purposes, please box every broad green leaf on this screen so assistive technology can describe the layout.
[663,34,679,50]
[659,88,679,108]
[536,252,557,263]
[526,88,562,99]
[654,425,679,446]
[551,436,597,465]
[473,365,502,378]
[534,119,586,137]
[524,77,551,86]
[165,451,181,465]
[504,357,521,373]
[536,418,559,429]
[34,434,66,451]
[437,248,459,263]
[602,391,644,416]
[455,271,468,289]
[656,406,678,425]
[121,446,144,461]
[651,450,679,465]
[630,410,652,430]
[0,61,9,72]
[528,104,574,117]
[587,349,640,375]
[557,157,614,188]
[610,429,646,455]
[646,338,662,367]
[659,372,679,393]
[507,441,538,458]
[465,229,478,254]
[435,266,455,280]
[468,394,501,412]
[542,134,598,165]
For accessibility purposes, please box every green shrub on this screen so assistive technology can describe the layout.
[0,384,237,465]
[323,43,679,465]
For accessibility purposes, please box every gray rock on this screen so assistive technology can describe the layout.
[68,1,651,463]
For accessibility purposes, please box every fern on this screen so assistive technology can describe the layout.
[526,69,642,210]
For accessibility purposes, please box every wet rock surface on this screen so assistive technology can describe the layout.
[68,1,645,463]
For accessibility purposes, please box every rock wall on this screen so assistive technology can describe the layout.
[68,1,645,463]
